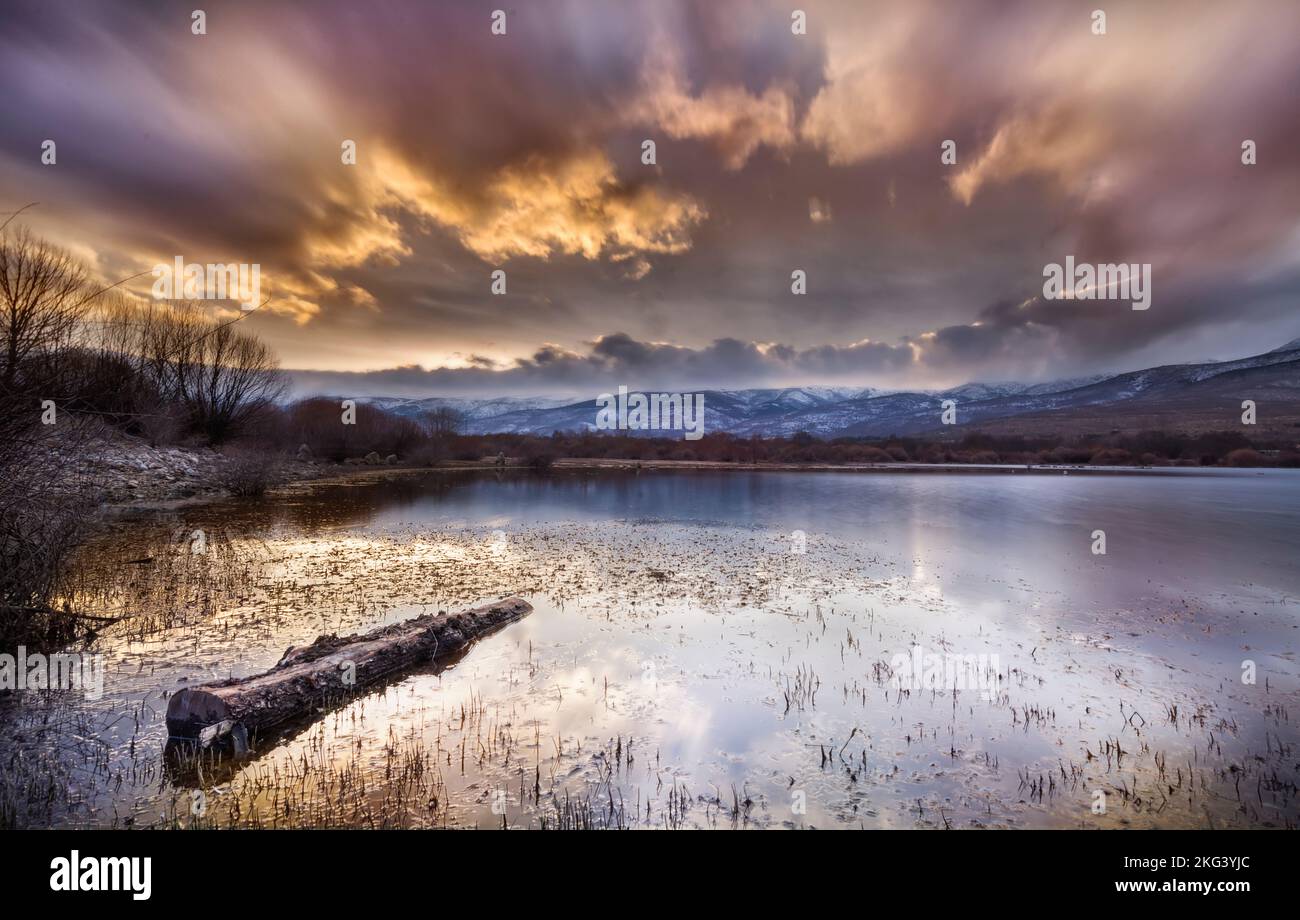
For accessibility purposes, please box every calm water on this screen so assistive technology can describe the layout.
[4,468,1298,828]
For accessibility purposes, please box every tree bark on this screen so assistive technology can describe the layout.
[165,596,532,745]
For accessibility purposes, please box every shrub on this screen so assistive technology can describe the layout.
[407,440,450,466]
[857,447,893,462]
[1090,448,1132,465]
[1224,448,1266,467]
[527,451,555,471]
[218,448,283,497]
[1050,446,1094,464]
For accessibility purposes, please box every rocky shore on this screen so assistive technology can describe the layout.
[73,441,319,505]
[90,442,438,506]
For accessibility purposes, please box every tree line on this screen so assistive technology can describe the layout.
[283,419,1300,470]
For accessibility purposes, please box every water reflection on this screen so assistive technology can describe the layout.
[3,468,1297,829]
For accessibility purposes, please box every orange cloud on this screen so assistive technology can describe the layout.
[307,146,704,271]
[630,34,797,169]
[948,107,1114,206]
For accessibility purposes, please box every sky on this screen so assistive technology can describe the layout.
[1,0,1298,397]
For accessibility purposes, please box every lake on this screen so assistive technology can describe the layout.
[3,467,1297,829]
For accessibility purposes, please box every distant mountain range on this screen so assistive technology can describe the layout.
[339,340,1300,439]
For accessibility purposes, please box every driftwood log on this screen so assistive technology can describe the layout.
[166,597,532,746]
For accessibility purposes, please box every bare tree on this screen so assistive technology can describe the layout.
[186,315,285,442]
[421,406,466,438]
[0,227,88,393]
[100,298,286,443]
[0,226,101,643]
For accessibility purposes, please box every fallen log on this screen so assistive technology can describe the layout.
[165,596,532,746]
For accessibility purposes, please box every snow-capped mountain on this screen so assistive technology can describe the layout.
[358,395,573,422]
[332,340,1300,438]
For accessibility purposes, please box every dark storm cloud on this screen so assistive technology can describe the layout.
[289,330,924,397]
[1,0,1298,388]
[287,331,900,397]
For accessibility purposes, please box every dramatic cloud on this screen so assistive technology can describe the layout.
[630,33,799,169]
[2,0,1298,387]
[339,146,705,265]
[283,316,1098,399]
[288,332,913,398]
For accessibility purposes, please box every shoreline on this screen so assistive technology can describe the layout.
[298,455,1287,481]
[546,457,1263,475]
[97,449,1294,515]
